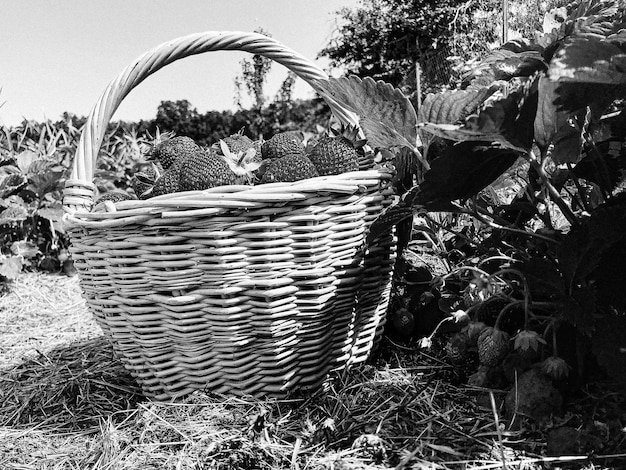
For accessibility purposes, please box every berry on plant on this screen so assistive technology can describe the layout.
[445,331,472,365]
[465,321,488,346]
[477,327,511,366]
[391,308,414,337]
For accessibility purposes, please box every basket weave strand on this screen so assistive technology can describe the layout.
[63,31,396,400]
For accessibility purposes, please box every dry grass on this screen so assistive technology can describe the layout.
[1,273,625,469]
[0,273,101,366]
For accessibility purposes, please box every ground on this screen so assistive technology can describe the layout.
[0,273,625,469]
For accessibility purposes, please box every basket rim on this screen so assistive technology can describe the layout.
[63,30,361,216]
[64,169,395,229]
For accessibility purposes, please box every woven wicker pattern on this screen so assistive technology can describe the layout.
[63,31,396,400]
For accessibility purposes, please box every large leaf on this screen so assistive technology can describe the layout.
[312,76,418,150]
[558,195,626,288]
[550,38,626,85]
[549,122,585,164]
[591,239,626,310]
[0,173,28,199]
[573,143,623,192]
[421,76,540,151]
[461,49,548,87]
[15,151,37,174]
[535,75,565,151]
[553,81,622,115]
[366,202,414,245]
[592,314,626,393]
[413,141,521,205]
[10,240,39,259]
[537,0,623,51]
[367,142,521,244]
[0,256,23,280]
[418,86,499,125]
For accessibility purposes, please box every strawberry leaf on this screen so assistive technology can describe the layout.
[366,203,414,246]
[592,313,626,393]
[0,173,28,199]
[535,77,592,164]
[312,76,418,150]
[461,49,547,87]
[368,141,523,244]
[421,76,539,151]
[558,195,626,287]
[538,0,623,51]
[590,234,626,310]
[534,76,564,151]
[0,255,23,280]
[550,38,626,85]
[414,141,521,205]
[10,240,39,259]
[418,86,499,125]
[15,151,37,174]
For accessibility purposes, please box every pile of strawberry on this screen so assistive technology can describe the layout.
[94,127,366,207]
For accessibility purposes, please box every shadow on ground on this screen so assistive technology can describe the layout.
[0,336,144,431]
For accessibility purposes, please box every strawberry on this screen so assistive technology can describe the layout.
[445,331,471,365]
[391,308,414,337]
[93,191,135,210]
[214,131,254,155]
[149,135,201,170]
[179,149,237,191]
[465,321,488,346]
[307,135,359,176]
[261,132,304,160]
[259,153,318,183]
[132,164,160,200]
[152,161,182,196]
[477,327,510,366]
[468,365,491,387]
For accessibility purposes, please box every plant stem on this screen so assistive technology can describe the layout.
[527,151,579,226]
[566,162,592,213]
[492,268,531,329]
[464,205,559,244]
[422,213,479,251]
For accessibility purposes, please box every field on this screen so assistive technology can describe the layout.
[2,4,626,466]
[0,272,625,469]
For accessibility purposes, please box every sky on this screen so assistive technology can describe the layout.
[0,0,360,127]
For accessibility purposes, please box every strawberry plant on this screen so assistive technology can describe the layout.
[314,0,626,394]
[0,123,76,287]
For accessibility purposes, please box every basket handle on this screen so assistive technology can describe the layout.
[63,30,358,213]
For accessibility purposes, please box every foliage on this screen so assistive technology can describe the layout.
[0,121,76,283]
[234,28,274,111]
[319,0,502,96]
[324,0,626,392]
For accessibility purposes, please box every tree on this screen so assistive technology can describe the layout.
[234,28,274,111]
[320,0,501,97]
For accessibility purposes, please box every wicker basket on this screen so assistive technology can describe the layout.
[63,31,396,401]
